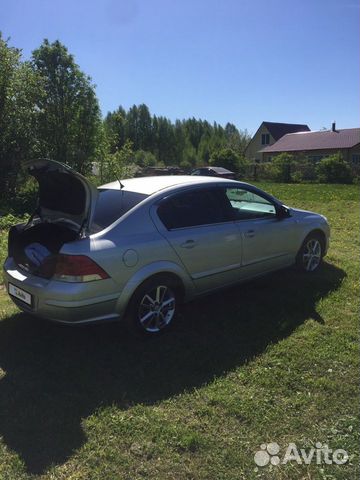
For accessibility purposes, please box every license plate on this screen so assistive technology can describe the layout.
[8,283,32,306]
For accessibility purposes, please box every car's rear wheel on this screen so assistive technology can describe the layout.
[296,233,324,273]
[126,275,180,335]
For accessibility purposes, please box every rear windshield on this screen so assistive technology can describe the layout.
[91,189,148,233]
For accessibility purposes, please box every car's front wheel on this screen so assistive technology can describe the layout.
[296,233,324,273]
[126,275,180,335]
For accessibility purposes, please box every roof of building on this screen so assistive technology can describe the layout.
[262,121,310,140]
[260,128,360,153]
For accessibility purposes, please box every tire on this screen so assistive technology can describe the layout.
[296,232,324,273]
[126,275,180,335]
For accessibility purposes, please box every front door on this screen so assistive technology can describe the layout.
[224,187,296,276]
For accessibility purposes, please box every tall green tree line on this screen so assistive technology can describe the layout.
[104,104,250,168]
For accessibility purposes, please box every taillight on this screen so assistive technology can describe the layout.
[39,254,109,282]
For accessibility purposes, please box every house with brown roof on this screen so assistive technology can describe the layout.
[260,123,360,165]
[245,121,310,162]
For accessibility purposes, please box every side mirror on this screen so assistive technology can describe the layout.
[277,204,291,219]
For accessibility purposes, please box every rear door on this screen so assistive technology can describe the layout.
[152,187,243,293]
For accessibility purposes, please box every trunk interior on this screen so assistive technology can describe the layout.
[9,222,79,277]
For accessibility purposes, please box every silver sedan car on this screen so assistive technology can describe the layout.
[3,159,330,334]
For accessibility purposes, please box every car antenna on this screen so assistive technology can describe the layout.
[117,178,124,189]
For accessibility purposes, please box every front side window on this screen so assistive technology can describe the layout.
[157,189,226,229]
[225,188,276,220]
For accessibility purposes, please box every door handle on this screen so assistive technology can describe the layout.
[180,239,197,249]
[244,230,255,238]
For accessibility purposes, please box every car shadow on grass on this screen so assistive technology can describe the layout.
[0,262,345,474]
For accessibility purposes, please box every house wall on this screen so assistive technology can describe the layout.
[349,144,360,165]
[245,124,277,162]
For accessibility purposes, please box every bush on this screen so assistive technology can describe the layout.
[248,162,270,181]
[237,155,251,178]
[267,153,294,182]
[209,148,250,176]
[0,213,29,230]
[209,148,240,172]
[292,158,317,183]
[316,154,353,184]
[0,177,38,216]
[134,150,157,168]
[179,159,193,170]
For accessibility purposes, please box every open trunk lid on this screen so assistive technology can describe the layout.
[27,159,98,236]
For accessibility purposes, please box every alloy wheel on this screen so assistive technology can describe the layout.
[302,238,322,272]
[138,285,176,333]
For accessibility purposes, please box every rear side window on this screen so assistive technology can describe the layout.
[92,189,148,233]
[157,189,226,229]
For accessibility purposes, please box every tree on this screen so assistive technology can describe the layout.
[137,103,152,151]
[103,103,250,171]
[0,34,40,197]
[197,134,211,165]
[155,116,176,165]
[184,117,204,151]
[227,125,251,154]
[31,39,101,174]
[104,107,126,153]
[125,105,139,149]
[181,139,198,169]
[173,120,186,164]
[101,140,135,183]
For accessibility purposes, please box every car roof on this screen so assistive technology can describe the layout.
[100,175,237,195]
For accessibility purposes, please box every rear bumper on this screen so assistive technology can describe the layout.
[3,257,122,325]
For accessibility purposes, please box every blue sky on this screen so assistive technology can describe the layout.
[1,0,359,134]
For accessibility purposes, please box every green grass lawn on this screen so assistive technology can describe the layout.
[0,183,359,480]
